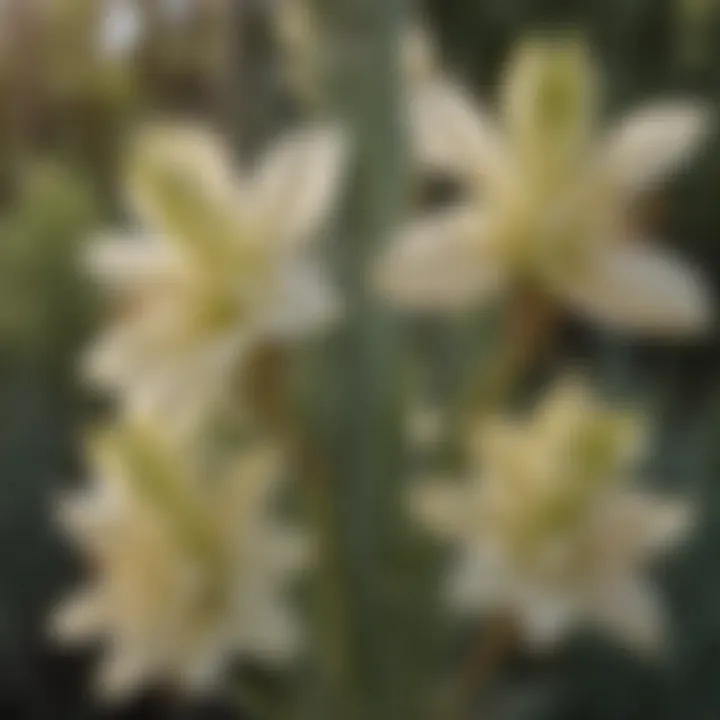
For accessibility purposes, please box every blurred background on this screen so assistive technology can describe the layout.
[1,0,720,717]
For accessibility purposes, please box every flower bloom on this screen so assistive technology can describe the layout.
[84,122,344,430]
[378,36,714,337]
[412,378,692,653]
[52,423,309,699]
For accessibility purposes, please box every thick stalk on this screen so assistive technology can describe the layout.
[310,0,411,717]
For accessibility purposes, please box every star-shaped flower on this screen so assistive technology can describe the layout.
[84,122,344,430]
[412,378,692,653]
[52,423,309,699]
[378,37,713,337]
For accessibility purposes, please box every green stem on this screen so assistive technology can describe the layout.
[444,287,558,458]
[309,0,411,717]
[441,613,520,720]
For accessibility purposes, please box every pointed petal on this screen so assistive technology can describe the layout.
[600,102,711,195]
[375,207,504,313]
[447,546,511,613]
[260,260,341,339]
[85,232,180,289]
[120,331,249,433]
[96,647,151,700]
[253,126,346,248]
[56,488,120,542]
[501,38,598,168]
[600,492,694,561]
[84,302,248,433]
[519,590,578,649]
[558,240,714,338]
[411,79,508,183]
[591,577,665,655]
[127,123,237,231]
[236,595,303,662]
[51,590,106,643]
[82,302,182,389]
[409,481,468,540]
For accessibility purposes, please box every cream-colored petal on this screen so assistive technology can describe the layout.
[85,300,249,433]
[260,260,341,339]
[597,492,693,562]
[252,126,346,249]
[518,589,578,649]
[127,123,237,232]
[590,577,665,655]
[235,594,303,662]
[600,102,711,195]
[411,79,508,184]
[409,480,469,540]
[121,330,249,432]
[558,240,714,337]
[500,37,598,169]
[51,589,107,643]
[85,232,181,290]
[96,646,153,700]
[56,487,121,542]
[446,545,511,613]
[376,207,504,313]
[82,302,183,389]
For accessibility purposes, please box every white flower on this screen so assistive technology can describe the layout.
[84,122,345,430]
[378,36,714,337]
[99,0,142,60]
[411,378,693,653]
[51,423,309,700]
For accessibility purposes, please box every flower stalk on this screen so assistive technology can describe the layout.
[308,0,414,717]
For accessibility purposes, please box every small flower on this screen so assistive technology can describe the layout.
[51,423,309,700]
[378,36,714,337]
[411,378,693,653]
[99,0,142,60]
[84,122,345,430]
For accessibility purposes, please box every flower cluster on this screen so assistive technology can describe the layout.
[391,33,709,656]
[51,11,713,707]
[56,116,344,699]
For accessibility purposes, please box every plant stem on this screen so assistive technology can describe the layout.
[470,287,557,418]
[311,0,412,717]
[442,613,520,720]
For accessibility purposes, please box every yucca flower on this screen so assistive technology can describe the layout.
[52,423,309,699]
[85,122,344,430]
[412,378,692,652]
[379,36,714,337]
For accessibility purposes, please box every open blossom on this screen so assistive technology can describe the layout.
[84,122,344,429]
[52,423,309,699]
[412,378,693,652]
[378,36,714,337]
